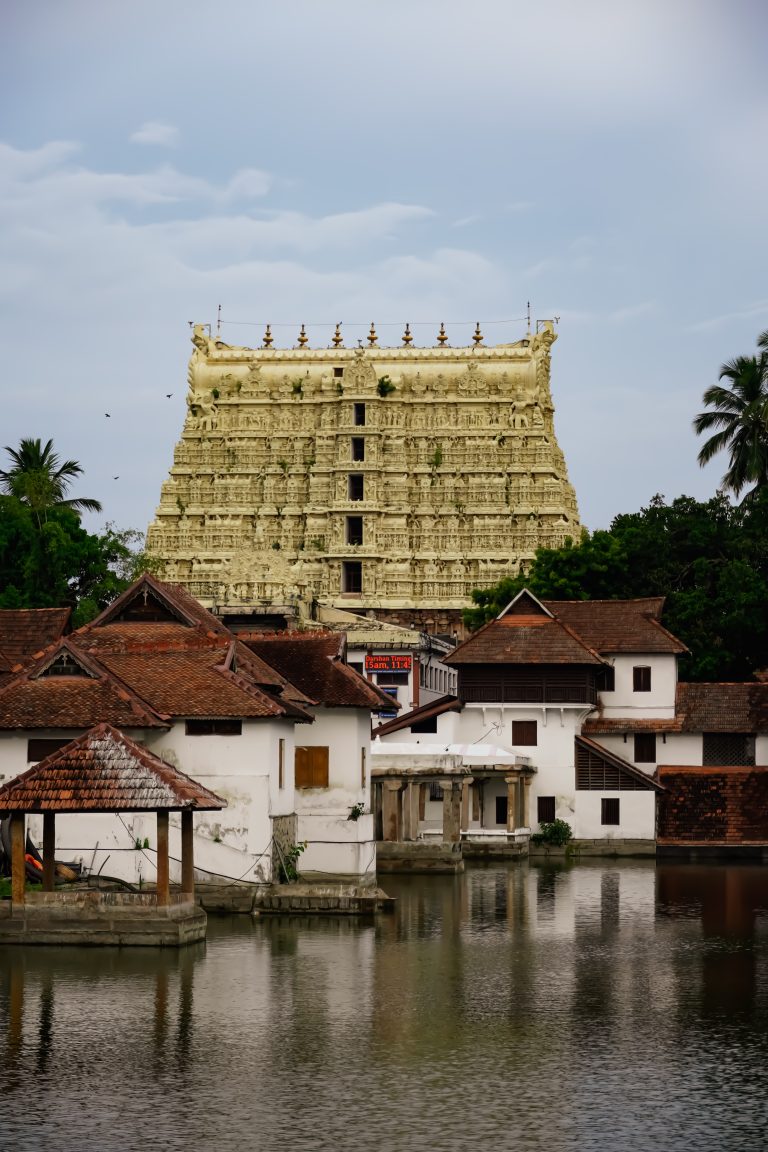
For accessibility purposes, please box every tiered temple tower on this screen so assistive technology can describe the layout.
[146,321,580,632]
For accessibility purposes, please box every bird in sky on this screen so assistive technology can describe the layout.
[105,413,111,418]
[113,475,119,480]
[166,393,173,398]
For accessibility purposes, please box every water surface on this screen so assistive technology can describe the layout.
[3,861,768,1152]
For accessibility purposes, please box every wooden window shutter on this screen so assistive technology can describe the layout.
[295,746,329,788]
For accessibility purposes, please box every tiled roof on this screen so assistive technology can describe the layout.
[446,614,604,666]
[87,573,230,637]
[242,633,399,710]
[0,724,225,812]
[676,682,768,732]
[75,621,230,653]
[543,598,687,654]
[0,641,168,730]
[0,607,71,668]
[583,717,683,734]
[96,649,307,720]
[373,695,461,737]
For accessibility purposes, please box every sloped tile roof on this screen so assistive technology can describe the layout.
[446,614,604,666]
[75,621,230,653]
[0,723,225,812]
[0,641,168,730]
[583,717,683,734]
[543,598,687,654]
[373,694,461,737]
[242,632,399,710]
[676,682,768,732]
[86,573,230,636]
[0,607,71,668]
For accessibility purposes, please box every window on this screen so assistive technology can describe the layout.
[278,738,285,789]
[349,473,364,501]
[353,402,366,426]
[633,666,652,692]
[186,719,242,736]
[411,715,438,734]
[634,733,657,763]
[538,796,556,823]
[333,366,344,378]
[295,745,329,788]
[346,515,363,545]
[27,738,71,762]
[342,560,362,593]
[512,720,537,746]
[376,671,409,686]
[351,437,365,462]
[495,796,508,825]
[348,661,363,677]
[378,686,399,718]
[601,798,620,825]
[429,781,443,801]
[600,666,616,692]
[703,733,756,766]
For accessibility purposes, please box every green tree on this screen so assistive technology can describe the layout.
[693,333,768,502]
[0,438,102,526]
[465,492,768,682]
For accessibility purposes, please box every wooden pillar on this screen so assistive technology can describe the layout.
[156,810,170,906]
[441,779,462,844]
[505,774,520,833]
[10,812,25,907]
[522,776,532,829]
[381,781,402,842]
[42,812,56,892]
[181,809,194,899]
[461,778,475,832]
[402,782,420,841]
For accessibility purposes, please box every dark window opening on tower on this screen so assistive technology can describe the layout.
[349,474,364,501]
[347,516,363,545]
[354,403,366,426]
[342,561,362,593]
[352,437,365,461]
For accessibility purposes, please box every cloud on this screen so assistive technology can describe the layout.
[130,121,179,147]
[685,301,768,334]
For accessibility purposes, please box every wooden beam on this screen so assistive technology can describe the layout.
[180,809,194,899]
[11,812,25,906]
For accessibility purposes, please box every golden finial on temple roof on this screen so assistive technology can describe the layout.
[332,323,343,348]
[368,323,378,347]
[402,323,413,347]
[473,322,483,346]
[297,324,308,347]
[262,324,274,349]
[437,322,448,346]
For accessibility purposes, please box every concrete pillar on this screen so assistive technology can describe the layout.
[418,783,427,821]
[402,782,420,841]
[505,774,520,833]
[461,778,474,832]
[10,812,25,907]
[156,811,170,906]
[471,781,481,823]
[522,776,532,829]
[42,812,56,892]
[181,809,194,899]
[381,781,402,842]
[441,779,462,844]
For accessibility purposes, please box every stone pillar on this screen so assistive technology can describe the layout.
[522,776,532,829]
[42,812,56,892]
[505,774,520,833]
[381,781,402,842]
[441,779,462,844]
[460,778,474,832]
[402,781,420,841]
[181,809,194,899]
[10,812,25,907]
[156,811,170,906]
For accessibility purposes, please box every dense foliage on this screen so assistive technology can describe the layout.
[465,492,768,682]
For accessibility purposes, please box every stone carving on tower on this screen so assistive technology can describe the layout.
[147,320,581,630]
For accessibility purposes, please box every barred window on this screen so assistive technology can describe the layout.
[702,733,756,766]
[601,798,620,825]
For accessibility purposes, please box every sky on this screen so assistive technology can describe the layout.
[1,0,766,539]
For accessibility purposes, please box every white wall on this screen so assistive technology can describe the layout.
[574,792,656,839]
[598,653,677,718]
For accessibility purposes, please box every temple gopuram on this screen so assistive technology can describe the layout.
[146,320,580,634]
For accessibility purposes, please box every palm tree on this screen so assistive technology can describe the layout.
[693,336,768,502]
[0,438,102,525]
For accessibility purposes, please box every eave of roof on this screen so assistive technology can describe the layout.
[373,695,461,737]
[576,735,665,792]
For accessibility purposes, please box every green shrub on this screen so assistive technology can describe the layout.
[530,818,572,847]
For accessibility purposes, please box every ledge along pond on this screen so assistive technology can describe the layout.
[3,860,768,1152]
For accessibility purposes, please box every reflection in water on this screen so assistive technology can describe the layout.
[3,863,768,1152]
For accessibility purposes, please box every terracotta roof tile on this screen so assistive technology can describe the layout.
[676,682,768,732]
[543,598,687,654]
[0,607,71,667]
[0,723,226,812]
[583,717,683,734]
[243,633,399,710]
[373,695,461,737]
[446,614,604,666]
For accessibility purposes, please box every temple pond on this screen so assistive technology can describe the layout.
[3,860,768,1151]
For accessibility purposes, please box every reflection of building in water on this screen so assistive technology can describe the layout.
[146,321,580,635]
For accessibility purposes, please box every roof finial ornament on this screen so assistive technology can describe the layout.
[332,322,343,348]
[368,322,378,347]
[402,322,413,347]
[297,324,308,348]
[473,321,483,346]
[437,322,448,346]
[262,324,274,349]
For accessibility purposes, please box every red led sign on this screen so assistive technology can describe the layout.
[364,654,412,673]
